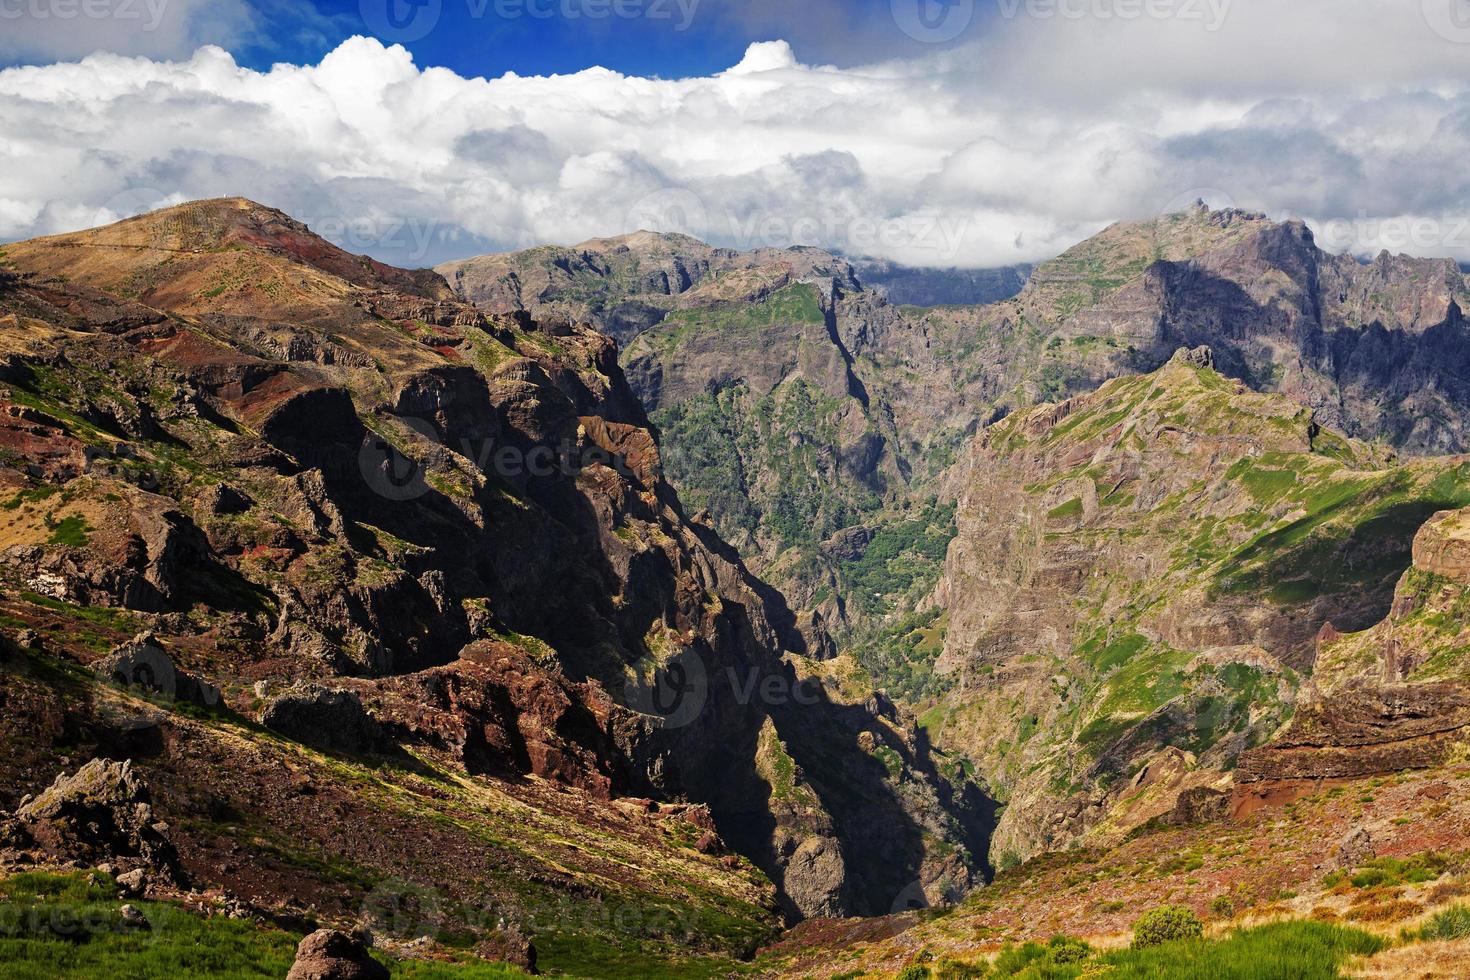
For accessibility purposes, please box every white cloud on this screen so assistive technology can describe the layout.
[1,2,1469,268]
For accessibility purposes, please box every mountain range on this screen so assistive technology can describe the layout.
[2,199,1470,977]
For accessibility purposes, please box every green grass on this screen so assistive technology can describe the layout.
[1416,903,1470,942]
[984,920,1383,979]
[0,871,539,978]
[1046,498,1083,521]
[45,514,92,547]
[0,871,298,980]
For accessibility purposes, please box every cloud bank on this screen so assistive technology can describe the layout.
[2,0,1469,268]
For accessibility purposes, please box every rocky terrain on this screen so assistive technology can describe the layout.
[0,199,993,974]
[920,346,1470,864]
[7,198,1470,977]
[438,204,1470,667]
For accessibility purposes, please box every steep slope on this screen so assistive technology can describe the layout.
[439,236,986,643]
[1235,504,1470,807]
[438,206,1470,665]
[0,199,992,941]
[992,203,1470,451]
[924,347,1470,864]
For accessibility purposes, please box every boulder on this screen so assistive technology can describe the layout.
[118,904,151,930]
[261,685,384,755]
[286,929,388,980]
[92,632,221,709]
[1165,786,1231,826]
[475,927,537,973]
[10,759,184,883]
[1336,826,1374,870]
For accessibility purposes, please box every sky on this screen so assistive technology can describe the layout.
[1,0,1469,268]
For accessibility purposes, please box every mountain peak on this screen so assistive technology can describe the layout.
[6,196,451,312]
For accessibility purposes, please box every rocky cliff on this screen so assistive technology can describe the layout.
[438,205,1470,683]
[1235,505,1470,807]
[0,199,991,936]
[923,347,1470,863]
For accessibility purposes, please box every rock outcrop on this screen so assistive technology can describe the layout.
[92,632,220,709]
[1236,504,1470,809]
[286,930,388,980]
[4,759,183,884]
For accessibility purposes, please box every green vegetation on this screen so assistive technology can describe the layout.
[1324,852,1451,890]
[0,868,534,978]
[45,514,91,548]
[1416,903,1470,942]
[841,502,957,617]
[656,282,825,344]
[970,920,1381,979]
[655,377,873,552]
[1132,905,1204,948]
[0,871,298,980]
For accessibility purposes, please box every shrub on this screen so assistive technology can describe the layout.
[1132,905,1204,949]
[896,965,931,980]
[1209,895,1235,918]
[1419,903,1470,942]
[1045,935,1091,964]
[933,958,989,978]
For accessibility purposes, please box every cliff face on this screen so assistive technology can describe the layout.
[0,199,990,924]
[923,347,1470,863]
[1234,506,1470,805]
[431,208,1470,868]
[437,206,1470,651]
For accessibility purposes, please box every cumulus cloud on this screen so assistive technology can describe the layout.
[1,1,1469,268]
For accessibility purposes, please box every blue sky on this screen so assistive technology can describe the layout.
[0,0,995,76]
[300,0,992,78]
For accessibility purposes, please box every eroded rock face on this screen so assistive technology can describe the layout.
[286,930,388,980]
[346,642,621,799]
[7,759,183,883]
[0,198,991,923]
[921,349,1470,863]
[1238,506,1470,806]
[261,686,386,756]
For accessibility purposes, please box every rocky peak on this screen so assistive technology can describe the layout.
[1169,344,1215,370]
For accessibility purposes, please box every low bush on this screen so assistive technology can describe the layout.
[1418,903,1470,941]
[1132,905,1204,948]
